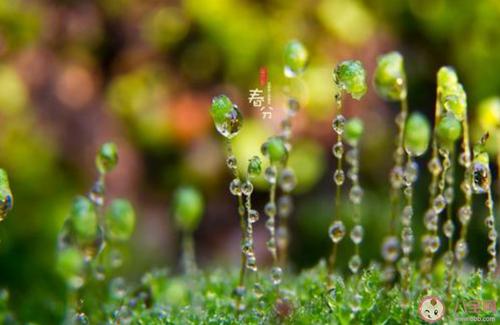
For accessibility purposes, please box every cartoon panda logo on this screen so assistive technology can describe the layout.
[418,296,445,323]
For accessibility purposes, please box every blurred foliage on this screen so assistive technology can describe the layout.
[0,0,498,323]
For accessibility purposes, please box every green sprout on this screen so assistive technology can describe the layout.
[172,186,204,274]
[210,94,249,311]
[262,136,289,288]
[0,169,13,221]
[70,196,98,243]
[329,60,367,285]
[374,51,409,283]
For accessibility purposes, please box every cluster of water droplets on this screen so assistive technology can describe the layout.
[346,143,363,274]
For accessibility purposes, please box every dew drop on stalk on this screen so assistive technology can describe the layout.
[350,225,364,244]
[264,166,277,184]
[350,294,362,313]
[472,162,489,194]
[226,155,237,169]
[241,181,254,195]
[332,142,344,159]
[246,255,257,271]
[455,239,468,260]
[328,221,346,243]
[427,157,442,176]
[382,236,400,262]
[278,195,293,218]
[433,194,446,213]
[271,266,283,285]
[348,255,361,274]
[74,313,89,325]
[333,170,345,186]
[248,209,259,223]
[332,115,346,135]
[458,206,472,225]
[424,209,438,231]
[264,202,277,217]
[89,179,105,207]
[279,168,297,192]
[253,282,263,298]
[229,178,242,196]
[443,220,455,238]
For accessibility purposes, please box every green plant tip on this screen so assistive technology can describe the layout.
[105,199,136,242]
[0,169,13,220]
[262,136,288,164]
[284,40,308,78]
[247,156,262,177]
[334,60,367,100]
[70,196,98,241]
[373,51,406,101]
[437,66,458,91]
[344,118,364,144]
[210,95,243,139]
[96,142,119,174]
[478,97,500,131]
[172,186,204,232]
[56,247,84,281]
[404,112,431,157]
[437,113,462,146]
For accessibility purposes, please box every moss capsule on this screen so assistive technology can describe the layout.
[283,40,308,78]
[334,60,367,100]
[172,186,204,232]
[71,196,98,241]
[404,112,431,157]
[373,52,406,101]
[105,199,136,242]
[262,137,288,164]
[437,113,462,147]
[344,118,364,145]
[96,142,118,174]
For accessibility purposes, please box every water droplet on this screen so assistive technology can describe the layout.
[241,181,254,195]
[488,229,497,241]
[109,277,127,300]
[458,206,472,225]
[233,285,246,297]
[89,179,105,207]
[382,265,396,282]
[332,142,344,159]
[266,238,276,251]
[214,105,243,139]
[74,313,89,325]
[459,151,470,167]
[444,187,454,203]
[350,225,364,244]
[333,170,345,186]
[265,202,277,217]
[279,168,297,192]
[253,282,263,298]
[424,209,438,231]
[246,254,257,271]
[401,227,414,255]
[229,178,242,196]
[350,294,362,313]
[382,236,399,262]
[404,161,418,183]
[264,166,277,184]
[485,216,495,228]
[332,115,346,135]
[455,239,468,260]
[226,155,237,169]
[328,221,346,243]
[390,166,404,189]
[278,195,293,219]
[443,220,455,238]
[433,195,446,213]
[345,148,358,164]
[348,255,362,273]
[488,259,497,273]
[248,209,260,223]
[271,266,283,285]
[472,162,490,194]
[401,206,413,227]
[487,243,496,256]
[348,186,363,205]
[428,157,442,176]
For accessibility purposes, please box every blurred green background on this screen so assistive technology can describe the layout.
[0,0,499,323]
